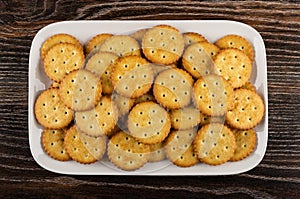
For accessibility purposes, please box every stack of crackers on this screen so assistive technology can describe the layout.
[34,24,264,171]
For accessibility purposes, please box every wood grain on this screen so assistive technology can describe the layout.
[0,0,299,198]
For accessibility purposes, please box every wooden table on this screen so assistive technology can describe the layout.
[1,1,299,198]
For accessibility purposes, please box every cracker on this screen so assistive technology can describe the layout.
[170,105,201,130]
[111,56,153,98]
[230,128,257,161]
[34,88,73,129]
[153,68,194,109]
[213,48,252,88]
[75,96,118,137]
[182,42,219,78]
[193,74,234,116]
[193,123,236,165]
[41,33,82,59]
[59,69,102,111]
[226,89,264,129]
[142,24,184,65]
[85,52,118,94]
[148,142,166,162]
[99,35,141,57]
[64,125,107,164]
[165,128,199,167]
[183,32,208,47]
[128,101,171,144]
[215,34,254,62]
[42,128,71,161]
[43,43,85,82]
[85,33,113,55]
[107,131,150,171]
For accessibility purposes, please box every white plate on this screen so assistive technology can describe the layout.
[29,20,268,175]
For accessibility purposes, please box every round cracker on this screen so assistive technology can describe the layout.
[226,89,264,130]
[128,101,171,145]
[213,48,252,88]
[64,125,107,164]
[193,123,236,165]
[182,42,219,78]
[34,88,73,129]
[193,74,235,116]
[215,34,254,62]
[43,43,85,82]
[99,35,141,57]
[59,69,102,111]
[107,131,150,171]
[42,128,71,161]
[153,68,194,109]
[165,128,199,167]
[75,96,118,137]
[111,56,153,98]
[230,128,257,161]
[142,25,184,65]
[41,33,82,59]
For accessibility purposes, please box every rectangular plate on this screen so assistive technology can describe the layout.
[29,20,268,175]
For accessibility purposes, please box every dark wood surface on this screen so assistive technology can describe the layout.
[0,0,299,198]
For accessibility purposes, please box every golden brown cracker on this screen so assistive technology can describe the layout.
[128,101,171,144]
[193,123,236,165]
[165,128,199,167]
[34,88,73,129]
[230,128,257,161]
[213,48,252,88]
[107,131,150,171]
[153,68,194,109]
[111,56,153,98]
[59,69,102,111]
[43,43,85,82]
[64,125,107,164]
[42,128,71,161]
[75,96,118,137]
[193,74,234,116]
[226,89,264,129]
[142,25,184,65]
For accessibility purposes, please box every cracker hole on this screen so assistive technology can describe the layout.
[124,64,128,68]
[244,144,247,148]
[144,133,148,137]
[202,60,205,63]
[143,74,147,78]
[52,59,55,62]
[229,42,233,45]
[234,55,238,59]
[211,52,214,56]
[160,119,164,123]
[180,156,183,160]
[162,94,166,98]
[160,82,164,85]
[216,155,220,159]
[162,55,166,59]
[174,99,178,102]
[241,46,245,50]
